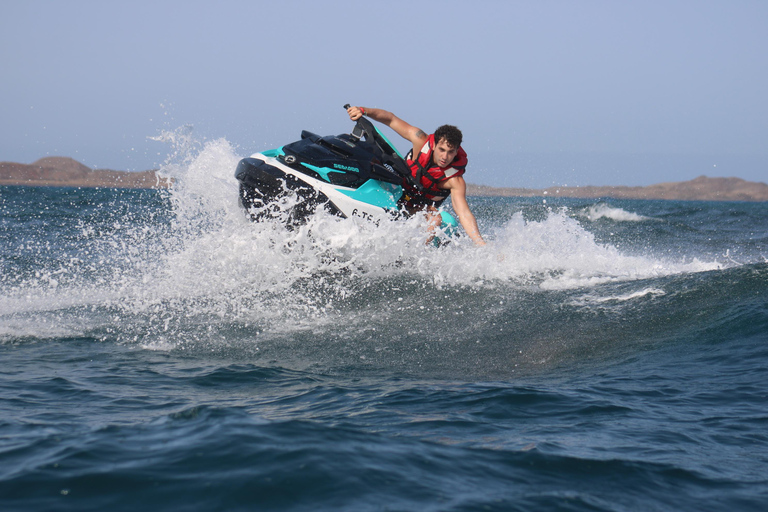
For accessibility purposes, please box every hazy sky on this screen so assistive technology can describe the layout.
[2,0,766,187]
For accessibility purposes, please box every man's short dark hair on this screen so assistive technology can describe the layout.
[434,124,463,148]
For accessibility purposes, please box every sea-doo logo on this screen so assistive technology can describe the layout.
[284,155,296,164]
[333,164,359,172]
[384,163,395,173]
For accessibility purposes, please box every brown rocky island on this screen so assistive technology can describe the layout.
[0,157,171,189]
[1,156,766,201]
[467,176,768,202]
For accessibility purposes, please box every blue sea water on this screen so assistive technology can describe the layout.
[1,140,767,511]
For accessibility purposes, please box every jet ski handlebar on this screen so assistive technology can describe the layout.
[343,104,391,152]
[343,104,412,180]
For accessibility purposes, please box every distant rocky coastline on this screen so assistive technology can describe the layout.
[0,157,171,189]
[466,176,768,202]
[1,156,766,201]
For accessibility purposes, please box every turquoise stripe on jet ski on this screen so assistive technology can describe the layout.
[297,163,398,209]
[338,179,457,230]
[440,211,458,234]
[338,179,400,209]
[300,162,342,182]
[262,147,285,158]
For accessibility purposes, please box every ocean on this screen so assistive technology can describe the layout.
[1,138,767,511]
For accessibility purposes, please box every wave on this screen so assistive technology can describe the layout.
[579,202,654,222]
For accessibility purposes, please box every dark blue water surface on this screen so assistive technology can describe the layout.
[1,173,767,511]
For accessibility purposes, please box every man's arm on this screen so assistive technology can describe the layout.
[347,106,428,156]
[441,176,486,246]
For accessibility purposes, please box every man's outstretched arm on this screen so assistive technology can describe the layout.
[347,106,428,155]
[443,176,486,246]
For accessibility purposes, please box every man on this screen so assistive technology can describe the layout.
[346,105,485,246]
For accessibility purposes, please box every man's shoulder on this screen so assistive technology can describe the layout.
[412,131,430,151]
[440,174,467,192]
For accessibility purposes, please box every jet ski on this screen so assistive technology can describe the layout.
[235,105,458,235]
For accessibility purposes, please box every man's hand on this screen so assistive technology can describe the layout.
[347,106,364,121]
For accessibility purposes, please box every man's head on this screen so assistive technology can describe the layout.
[433,124,463,168]
[434,124,462,148]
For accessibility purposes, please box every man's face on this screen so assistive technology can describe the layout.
[433,138,459,168]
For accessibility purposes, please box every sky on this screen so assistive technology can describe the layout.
[1,0,766,188]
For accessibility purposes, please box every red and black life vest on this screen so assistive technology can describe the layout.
[403,134,467,206]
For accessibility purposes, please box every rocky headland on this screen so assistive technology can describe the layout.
[468,176,768,202]
[0,157,171,189]
[1,157,766,201]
